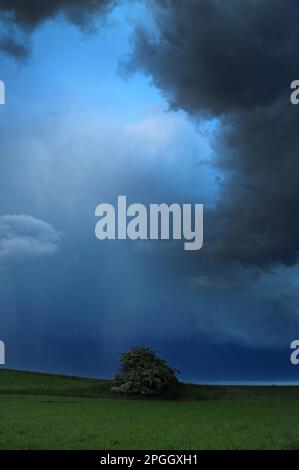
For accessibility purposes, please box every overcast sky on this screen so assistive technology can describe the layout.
[0,0,299,383]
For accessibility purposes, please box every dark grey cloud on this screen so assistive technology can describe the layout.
[126,0,299,268]
[127,0,299,115]
[0,0,117,58]
[0,35,28,58]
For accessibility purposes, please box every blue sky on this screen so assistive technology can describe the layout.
[0,1,299,383]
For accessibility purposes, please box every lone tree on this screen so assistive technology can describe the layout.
[111,346,179,396]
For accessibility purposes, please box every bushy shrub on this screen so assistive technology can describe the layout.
[112,346,179,396]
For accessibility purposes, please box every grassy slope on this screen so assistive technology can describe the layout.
[0,369,299,450]
[0,369,111,397]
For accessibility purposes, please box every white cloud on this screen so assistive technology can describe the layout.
[0,215,62,260]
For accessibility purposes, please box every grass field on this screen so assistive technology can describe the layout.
[0,369,299,450]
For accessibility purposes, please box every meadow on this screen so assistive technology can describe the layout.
[0,369,299,450]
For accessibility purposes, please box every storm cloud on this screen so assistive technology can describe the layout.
[1,1,299,378]
[0,0,117,58]
[126,0,299,268]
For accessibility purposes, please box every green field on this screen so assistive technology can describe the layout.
[0,369,299,450]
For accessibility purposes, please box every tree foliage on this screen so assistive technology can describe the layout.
[111,346,179,396]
